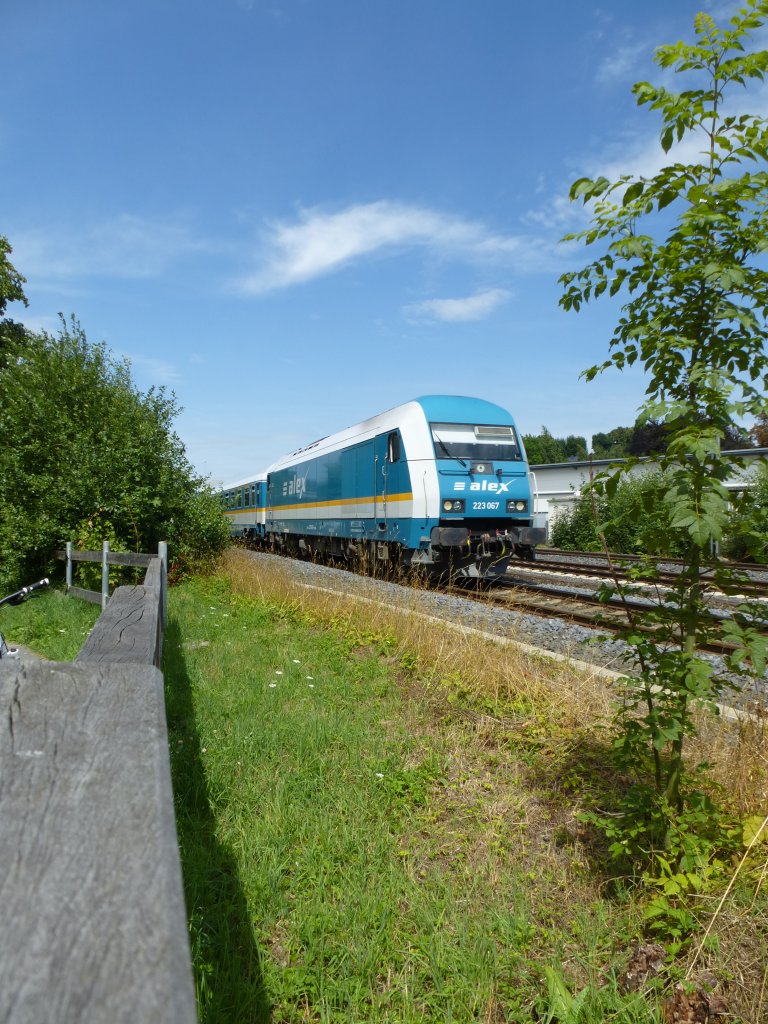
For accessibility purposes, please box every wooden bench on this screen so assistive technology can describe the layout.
[0,552,196,1022]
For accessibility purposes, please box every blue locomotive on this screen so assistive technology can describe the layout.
[221,395,545,579]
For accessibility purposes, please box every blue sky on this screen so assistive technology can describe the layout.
[4,0,765,482]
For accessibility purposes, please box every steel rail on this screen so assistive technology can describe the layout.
[446,577,768,661]
[539,547,768,576]
[509,555,768,599]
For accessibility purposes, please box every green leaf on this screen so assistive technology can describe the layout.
[569,177,594,200]
[743,815,768,847]
[623,181,645,205]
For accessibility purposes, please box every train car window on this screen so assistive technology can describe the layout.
[266,474,272,493]
[237,490,242,509]
[387,431,401,463]
[244,488,251,508]
[430,422,522,462]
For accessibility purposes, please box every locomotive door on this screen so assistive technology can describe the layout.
[374,429,401,535]
[374,432,387,529]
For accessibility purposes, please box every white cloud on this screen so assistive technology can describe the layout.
[126,353,185,385]
[11,214,207,281]
[237,201,546,293]
[404,288,511,324]
[595,42,649,85]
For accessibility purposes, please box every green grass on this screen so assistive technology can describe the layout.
[6,566,764,1020]
[164,576,665,1023]
[0,586,100,660]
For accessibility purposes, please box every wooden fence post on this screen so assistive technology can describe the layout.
[65,542,73,593]
[101,541,110,610]
[158,541,168,630]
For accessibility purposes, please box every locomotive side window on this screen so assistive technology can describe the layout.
[387,431,401,463]
[430,422,522,462]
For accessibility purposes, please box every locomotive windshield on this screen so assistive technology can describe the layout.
[430,422,522,462]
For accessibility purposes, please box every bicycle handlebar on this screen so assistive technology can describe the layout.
[0,578,50,608]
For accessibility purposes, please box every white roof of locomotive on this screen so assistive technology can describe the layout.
[264,399,430,473]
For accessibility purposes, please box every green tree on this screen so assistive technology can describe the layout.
[591,425,632,459]
[0,316,229,589]
[751,410,768,445]
[560,2,768,851]
[0,236,26,314]
[0,235,29,369]
[522,426,587,464]
[628,417,671,456]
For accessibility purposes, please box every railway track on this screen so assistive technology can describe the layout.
[524,548,768,600]
[445,556,768,661]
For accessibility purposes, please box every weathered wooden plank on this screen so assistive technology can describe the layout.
[76,585,161,666]
[0,661,197,1024]
[143,558,162,588]
[107,551,154,568]
[68,585,102,605]
[56,550,154,568]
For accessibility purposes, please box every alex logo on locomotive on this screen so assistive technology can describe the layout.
[282,474,308,498]
[452,480,511,493]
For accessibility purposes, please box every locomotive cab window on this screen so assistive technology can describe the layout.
[387,431,401,463]
[430,422,522,462]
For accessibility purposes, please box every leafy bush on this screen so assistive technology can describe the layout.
[71,511,129,591]
[0,316,229,590]
[166,485,232,583]
[722,460,768,562]
[550,472,690,556]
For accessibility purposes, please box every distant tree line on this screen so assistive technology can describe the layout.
[523,415,760,464]
[0,235,229,591]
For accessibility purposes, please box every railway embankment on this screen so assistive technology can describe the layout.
[162,549,767,1022]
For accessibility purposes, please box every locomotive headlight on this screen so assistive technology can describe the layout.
[443,499,465,512]
[507,499,528,512]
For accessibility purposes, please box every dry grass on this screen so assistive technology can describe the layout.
[223,548,615,723]
[690,710,768,817]
[223,548,768,817]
